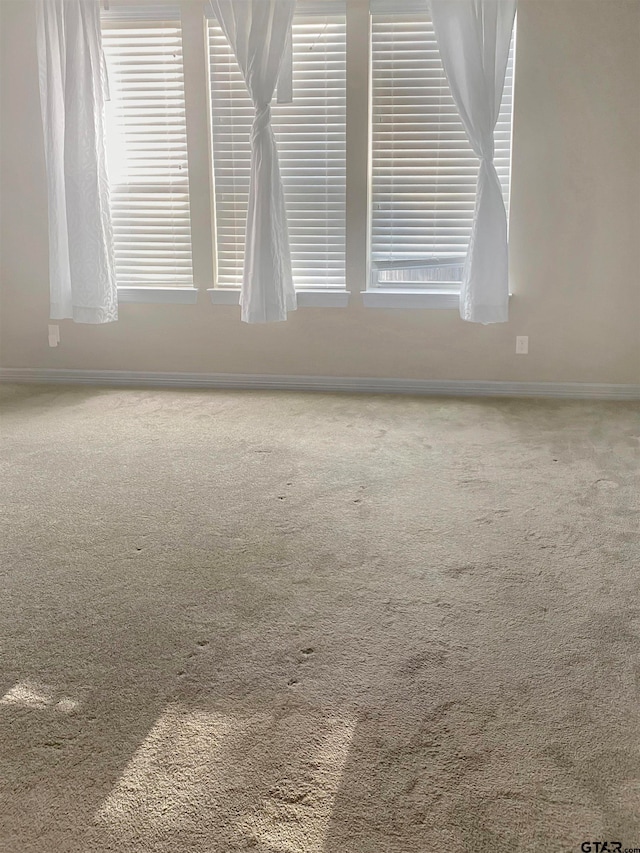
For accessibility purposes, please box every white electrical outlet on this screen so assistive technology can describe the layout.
[48,324,60,347]
[516,335,529,355]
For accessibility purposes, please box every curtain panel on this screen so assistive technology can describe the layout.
[209,0,296,324]
[429,0,517,324]
[36,0,117,323]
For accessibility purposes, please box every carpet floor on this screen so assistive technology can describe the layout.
[0,383,639,853]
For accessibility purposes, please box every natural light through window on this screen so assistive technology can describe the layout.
[370,3,515,290]
[102,2,194,288]
[0,681,80,713]
[96,703,356,850]
[208,2,347,290]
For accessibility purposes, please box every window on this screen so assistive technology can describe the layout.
[207,1,346,291]
[98,1,516,308]
[370,1,515,290]
[101,2,194,289]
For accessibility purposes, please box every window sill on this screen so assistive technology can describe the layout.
[207,288,350,308]
[362,289,460,309]
[118,287,199,304]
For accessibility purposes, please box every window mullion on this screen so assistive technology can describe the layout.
[345,0,371,299]
[180,0,216,292]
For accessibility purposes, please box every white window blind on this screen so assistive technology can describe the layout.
[207,1,346,290]
[370,5,515,288]
[101,2,193,287]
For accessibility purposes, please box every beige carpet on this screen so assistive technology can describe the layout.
[1,383,639,853]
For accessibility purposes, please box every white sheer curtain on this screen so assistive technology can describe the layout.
[36,0,117,323]
[209,0,296,323]
[429,0,516,324]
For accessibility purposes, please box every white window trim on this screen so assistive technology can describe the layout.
[118,287,199,304]
[208,288,350,308]
[362,288,512,310]
[362,288,459,309]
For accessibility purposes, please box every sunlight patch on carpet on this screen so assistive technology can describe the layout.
[249,711,356,852]
[95,703,356,850]
[0,680,79,712]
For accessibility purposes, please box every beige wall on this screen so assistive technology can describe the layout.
[1,0,639,384]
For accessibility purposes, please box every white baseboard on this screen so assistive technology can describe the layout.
[1,368,638,400]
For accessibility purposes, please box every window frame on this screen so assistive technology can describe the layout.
[101,2,199,304]
[102,0,515,310]
[366,2,516,309]
[205,2,349,306]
